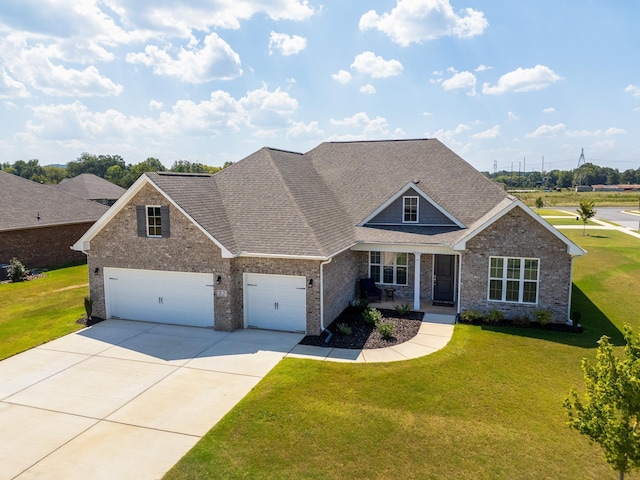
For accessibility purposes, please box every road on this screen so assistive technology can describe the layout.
[593,207,640,230]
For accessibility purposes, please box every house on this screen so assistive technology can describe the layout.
[56,173,126,206]
[0,170,109,268]
[73,139,584,334]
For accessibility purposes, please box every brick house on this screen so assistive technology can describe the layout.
[0,170,108,269]
[73,139,584,334]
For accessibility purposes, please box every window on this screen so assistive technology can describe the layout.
[369,251,408,285]
[147,206,162,237]
[488,257,539,304]
[403,196,418,223]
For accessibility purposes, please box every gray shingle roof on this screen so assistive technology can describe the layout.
[0,170,109,231]
[56,173,125,201]
[144,139,513,257]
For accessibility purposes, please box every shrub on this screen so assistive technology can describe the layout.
[354,299,370,312]
[485,309,504,325]
[459,310,483,324]
[377,321,394,340]
[8,258,28,282]
[394,303,412,317]
[362,307,383,326]
[533,309,553,325]
[84,296,93,320]
[513,315,530,327]
[336,322,352,336]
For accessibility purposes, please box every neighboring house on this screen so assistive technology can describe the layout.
[56,173,126,206]
[73,139,585,334]
[0,170,109,268]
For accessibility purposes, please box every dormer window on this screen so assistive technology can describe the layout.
[403,196,418,223]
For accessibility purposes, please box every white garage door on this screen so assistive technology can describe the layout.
[105,268,214,327]
[244,273,307,332]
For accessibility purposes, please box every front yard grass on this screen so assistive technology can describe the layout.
[0,264,88,360]
[164,231,640,479]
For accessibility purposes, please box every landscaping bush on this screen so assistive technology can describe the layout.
[84,296,93,320]
[336,323,352,336]
[8,258,28,282]
[459,310,483,323]
[354,299,370,312]
[377,321,394,340]
[533,309,553,325]
[394,303,412,317]
[513,315,530,327]
[362,307,383,326]
[485,309,504,325]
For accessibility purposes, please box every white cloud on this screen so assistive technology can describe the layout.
[329,112,396,138]
[441,71,476,95]
[268,32,307,56]
[428,123,472,143]
[359,0,488,47]
[126,32,242,82]
[566,127,627,138]
[360,84,376,94]
[286,120,324,141]
[526,123,566,138]
[472,125,500,139]
[475,64,491,72]
[543,107,555,114]
[0,69,29,99]
[507,111,518,121]
[625,84,640,97]
[350,51,403,78]
[331,69,352,84]
[482,65,561,95]
[148,99,163,110]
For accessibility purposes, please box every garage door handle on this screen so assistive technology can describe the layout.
[274,302,279,310]
[159,296,163,304]
[247,284,257,287]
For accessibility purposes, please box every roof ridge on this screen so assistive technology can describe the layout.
[265,149,327,256]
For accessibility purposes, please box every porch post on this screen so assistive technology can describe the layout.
[413,252,421,310]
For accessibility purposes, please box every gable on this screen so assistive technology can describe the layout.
[359,183,464,229]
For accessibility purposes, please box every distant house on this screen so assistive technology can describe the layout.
[73,139,584,333]
[0,170,108,268]
[56,173,126,206]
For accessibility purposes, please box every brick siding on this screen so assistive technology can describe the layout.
[460,206,572,322]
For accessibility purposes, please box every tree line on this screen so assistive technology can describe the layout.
[485,162,640,189]
[0,153,233,188]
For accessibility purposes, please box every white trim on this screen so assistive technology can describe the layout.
[351,242,456,255]
[237,252,330,261]
[403,196,419,223]
[358,182,465,228]
[452,199,585,256]
[146,205,162,238]
[71,174,235,258]
[487,256,540,305]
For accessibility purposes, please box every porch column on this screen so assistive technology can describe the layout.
[413,252,421,311]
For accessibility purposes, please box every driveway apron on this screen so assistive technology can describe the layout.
[0,320,303,480]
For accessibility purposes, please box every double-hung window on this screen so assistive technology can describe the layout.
[403,196,418,223]
[369,252,408,285]
[488,257,539,304]
[146,206,162,237]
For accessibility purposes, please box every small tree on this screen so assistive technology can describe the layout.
[535,196,544,211]
[8,258,28,282]
[564,325,640,480]
[577,199,596,235]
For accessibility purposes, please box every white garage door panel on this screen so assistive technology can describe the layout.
[245,273,306,332]
[105,268,214,327]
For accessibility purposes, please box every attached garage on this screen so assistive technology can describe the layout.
[104,268,214,327]
[244,273,307,332]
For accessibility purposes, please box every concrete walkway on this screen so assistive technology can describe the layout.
[543,210,640,239]
[0,315,454,479]
[286,312,456,363]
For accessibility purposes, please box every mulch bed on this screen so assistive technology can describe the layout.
[299,306,423,350]
[76,316,105,327]
[0,272,46,284]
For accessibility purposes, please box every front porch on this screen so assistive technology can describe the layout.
[368,299,457,318]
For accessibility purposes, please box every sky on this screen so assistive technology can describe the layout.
[0,0,639,173]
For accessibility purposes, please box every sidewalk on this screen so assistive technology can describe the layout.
[286,312,455,363]
[543,210,640,239]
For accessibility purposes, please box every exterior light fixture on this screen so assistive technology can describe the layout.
[308,278,313,287]
[216,275,222,284]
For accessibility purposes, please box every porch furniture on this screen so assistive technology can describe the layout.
[359,278,382,302]
[384,288,395,302]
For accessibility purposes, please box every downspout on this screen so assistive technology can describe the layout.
[567,256,574,325]
[319,257,333,332]
[456,253,463,317]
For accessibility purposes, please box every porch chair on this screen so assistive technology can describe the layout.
[359,278,382,302]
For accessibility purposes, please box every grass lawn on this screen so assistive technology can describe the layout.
[0,264,88,360]
[164,231,640,479]
[514,190,640,208]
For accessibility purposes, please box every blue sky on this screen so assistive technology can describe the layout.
[1,0,638,173]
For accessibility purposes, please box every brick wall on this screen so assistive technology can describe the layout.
[0,223,92,269]
[322,249,360,327]
[460,206,572,322]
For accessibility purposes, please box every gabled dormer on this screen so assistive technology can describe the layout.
[359,182,465,228]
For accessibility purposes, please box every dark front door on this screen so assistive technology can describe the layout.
[433,255,455,303]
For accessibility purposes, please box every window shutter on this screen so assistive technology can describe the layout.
[136,206,146,237]
[160,205,170,238]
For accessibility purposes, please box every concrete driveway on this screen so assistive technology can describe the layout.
[0,320,303,480]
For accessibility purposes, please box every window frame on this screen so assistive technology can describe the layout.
[146,205,163,237]
[402,196,419,223]
[369,251,408,286]
[487,256,539,304]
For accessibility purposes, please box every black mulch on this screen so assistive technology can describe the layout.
[299,306,424,350]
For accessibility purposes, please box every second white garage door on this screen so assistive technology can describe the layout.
[105,268,214,327]
[244,273,307,332]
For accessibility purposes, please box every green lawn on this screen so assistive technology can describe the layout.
[515,190,640,208]
[0,264,88,360]
[164,230,640,479]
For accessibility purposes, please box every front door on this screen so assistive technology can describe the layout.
[433,255,455,304]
